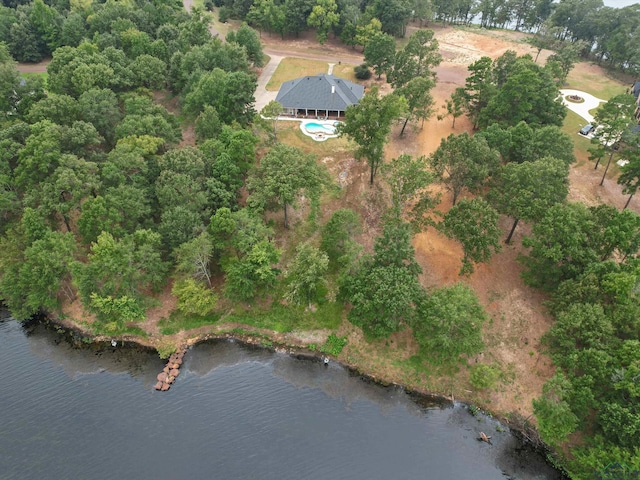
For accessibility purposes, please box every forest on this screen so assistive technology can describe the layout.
[0,0,640,478]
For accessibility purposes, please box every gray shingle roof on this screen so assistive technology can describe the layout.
[275,74,364,111]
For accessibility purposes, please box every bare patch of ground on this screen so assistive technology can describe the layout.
[17,59,50,74]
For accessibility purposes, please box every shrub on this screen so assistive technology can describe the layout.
[469,364,499,390]
[321,333,347,356]
[172,279,218,317]
[354,64,372,80]
[218,6,232,22]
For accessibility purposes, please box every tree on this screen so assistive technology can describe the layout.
[89,293,145,330]
[354,18,382,49]
[461,56,494,129]
[284,242,329,307]
[439,87,466,128]
[364,32,396,79]
[320,208,361,268]
[73,230,168,306]
[174,232,214,287]
[478,55,566,129]
[441,198,502,275]
[78,88,122,148]
[183,68,256,125]
[526,22,560,62]
[520,202,604,291]
[307,0,340,45]
[226,23,264,66]
[172,278,218,316]
[488,156,569,244]
[129,54,167,89]
[413,283,487,363]
[521,203,640,291]
[477,122,575,165]
[194,105,222,143]
[429,133,499,206]
[34,153,101,232]
[284,0,315,38]
[533,372,579,446]
[394,76,435,136]
[0,229,77,320]
[27,94,80,126]
[247,143,330,228]
[380,153,437,230]
[546,39,586,85]
[592,94,637,186]
[389,29,442,88]
[337,86,406,185]
[369,0,412,37]
[224,239,280,300]
[341,218,423,338]
[260,100,284,143]
[618,145,640,210]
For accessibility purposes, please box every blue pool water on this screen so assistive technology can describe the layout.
[304,122,337,134]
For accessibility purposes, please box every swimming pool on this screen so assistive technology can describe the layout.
[304,122,337,134]
[300,120,341,141]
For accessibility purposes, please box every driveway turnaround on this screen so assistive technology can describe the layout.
[559,89,606,125]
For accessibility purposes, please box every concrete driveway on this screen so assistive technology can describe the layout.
[559,89,606,125]
[254,55,284,112]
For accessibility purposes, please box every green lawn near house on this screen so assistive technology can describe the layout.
[266,58,334,91]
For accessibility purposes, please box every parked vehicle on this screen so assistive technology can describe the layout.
[579,124,595,135]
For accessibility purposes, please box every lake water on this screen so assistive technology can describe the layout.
[0,313,564,480]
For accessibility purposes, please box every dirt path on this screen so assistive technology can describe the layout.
[17,59,49,74]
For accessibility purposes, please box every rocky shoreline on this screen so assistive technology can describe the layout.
[8,310,566,477]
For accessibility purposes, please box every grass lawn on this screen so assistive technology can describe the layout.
[276,121,352,157]
[565,66,627,100]
[563,109,594,160]
[332,63,359,82]
[21,71,48,88]
[208,7,241,38]
[266,58,332,91]
[159,311,221,335]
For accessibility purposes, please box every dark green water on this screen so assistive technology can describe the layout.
[0,313,563,480]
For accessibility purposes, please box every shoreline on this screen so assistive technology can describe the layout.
[29,311,566,477]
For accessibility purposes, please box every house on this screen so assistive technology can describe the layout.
[275,74,364,119]
[630,81,640,121]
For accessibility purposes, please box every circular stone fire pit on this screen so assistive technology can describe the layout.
[565,94,585,103]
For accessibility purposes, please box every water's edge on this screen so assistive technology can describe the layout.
[25,312,568,478]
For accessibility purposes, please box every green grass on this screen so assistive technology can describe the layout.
[563,109,594,163]
[158,311,221,335]
[332,63,359,83]
[320,333,348,356]
[565,68,626,101]
[21,71,48,89]
[277,122,352,156]
[266,58,332,91]
[225,302,343,333]
[91,322,148,337]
